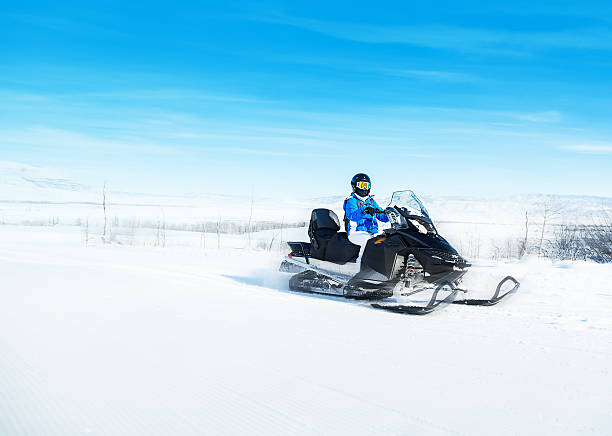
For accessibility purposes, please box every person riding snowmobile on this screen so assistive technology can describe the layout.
[343,173,389,261]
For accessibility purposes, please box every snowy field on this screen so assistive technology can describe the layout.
[2,163,612,434]
[2,224,612,435]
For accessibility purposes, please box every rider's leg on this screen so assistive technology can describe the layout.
[348,231,373,265]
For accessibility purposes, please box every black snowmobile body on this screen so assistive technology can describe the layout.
[279,190,520,314]
[279,194,469,299]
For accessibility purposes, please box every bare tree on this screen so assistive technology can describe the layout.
[537,200,563,257]
[507,238,516,259]
[155,211,167,248]
[155,221,160,247]
[247,191,254,248]
[102,182,108,242]
[466,232,482,260]
[216,215,221,249]
[268,233,276,251]
[548,224,586,261]
[519,211,529,258]
[84,218,89,247]
[491,241,503,261]
[585,212,612,262]
[200,222,206,249]
[161,210,166,247]
[128,220,136,246]
[279,216,284,251]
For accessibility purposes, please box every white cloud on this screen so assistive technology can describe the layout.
[377,69,476,83]
[2,127,179,155]
[255,15,612,54]
[504,110,562,123]
[562,144,612,154]
[80,89,266,103]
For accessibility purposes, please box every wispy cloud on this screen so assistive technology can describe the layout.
[365,106,563,124]
[246,52,480,83]
[562,144,612,154]
[501,110,562,123]
[254,15,612,54]
[2,127,179,155]
[79,89,268,103]
[7,13,131,39]
[0,91,51,102]
[373,68,476,83]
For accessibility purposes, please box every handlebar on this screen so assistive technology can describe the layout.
[364,207,386,215]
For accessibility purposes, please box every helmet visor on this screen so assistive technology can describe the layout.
[356,181,370,190]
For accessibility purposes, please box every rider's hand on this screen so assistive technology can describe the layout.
[363,206,376,216]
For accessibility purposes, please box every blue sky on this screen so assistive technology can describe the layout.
[2,1,612,198]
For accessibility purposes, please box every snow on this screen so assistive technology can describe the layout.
[2,163,612,433]
[2,224,612,435]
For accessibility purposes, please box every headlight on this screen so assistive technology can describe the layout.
[386,208,406,228]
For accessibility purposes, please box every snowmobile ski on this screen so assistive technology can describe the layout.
[371,280,459,315]
[452,276,520,306]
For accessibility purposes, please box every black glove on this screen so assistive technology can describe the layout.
[363,206,376,215]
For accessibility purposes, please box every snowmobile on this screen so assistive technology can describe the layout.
[279,190,520,315]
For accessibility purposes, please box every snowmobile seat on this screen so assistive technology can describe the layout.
[326,231,360,263]
[287,241,311,257]
[308,209,360,263]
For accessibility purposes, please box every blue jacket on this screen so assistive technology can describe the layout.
[343,193,389,235]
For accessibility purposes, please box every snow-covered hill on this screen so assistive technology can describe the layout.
[0,161,316,225]
[2,161,611,226]
[2,160,611,262]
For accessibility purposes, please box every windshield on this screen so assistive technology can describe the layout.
[387,190,430,218]
[385,190,435,234]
